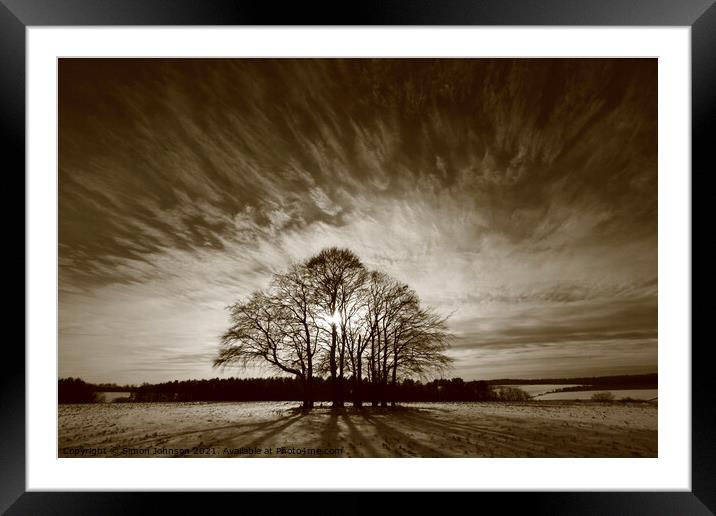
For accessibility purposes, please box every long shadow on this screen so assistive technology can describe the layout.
[123,404,304,449]
[223,412,308,455]
[396,409,533,439]
[358,411,446,457]
[318,409,341,452]
[159,416,303,457]
[397,410,513,437]
[129,418,283,449]
[340,411,380,457]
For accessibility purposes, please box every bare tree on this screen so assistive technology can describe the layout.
[215,247,452,410]
[272,264,322,408]
[361,273,453,406]
[389,302,453,406]
[364,271,393,406]
[342,272,374,407]
[375,276,413,406]
[215,289,316,409]
[305,247,366,407]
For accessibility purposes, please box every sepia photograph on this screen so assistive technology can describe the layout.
[58,58,658,459]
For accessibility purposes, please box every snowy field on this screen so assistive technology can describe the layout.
[494,384,582,397]
[59,401,657,458]
[494,385,657,401]
[536,389,658,401]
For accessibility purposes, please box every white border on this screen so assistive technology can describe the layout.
[27,27,691,491]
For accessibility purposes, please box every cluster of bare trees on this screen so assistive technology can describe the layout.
[215,247,452,408]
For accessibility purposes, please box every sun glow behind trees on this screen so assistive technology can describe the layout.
[215,247,452,408]
[323,310,343,329]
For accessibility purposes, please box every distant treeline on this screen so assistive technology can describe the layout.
[487,373,657,389]
[58,376,529,404]
[58,377,104,404]
[58,373,657,404]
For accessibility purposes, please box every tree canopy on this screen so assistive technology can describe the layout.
[215,247,453,408]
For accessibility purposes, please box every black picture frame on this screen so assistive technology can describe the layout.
[4,1,712,513]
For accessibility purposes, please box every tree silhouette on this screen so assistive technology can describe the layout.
[216,290,316,407]
[305,247,366,407]
[358,272,452,406]
[215,247,453,408]
[272,264,322,408]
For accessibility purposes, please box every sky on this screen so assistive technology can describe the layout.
[58,59,658,385]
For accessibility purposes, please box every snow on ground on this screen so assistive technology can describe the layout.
[493,384,582,397]
[536,389,657,401]
[59,401,657,458]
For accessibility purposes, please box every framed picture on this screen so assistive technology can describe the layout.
[7,0,711,513]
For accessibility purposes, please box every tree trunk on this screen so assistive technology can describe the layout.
[305,365,314,409]
[336,332,345,407]
[330,323,341,407]
[353,347,363,408]
[305,326,314,409]
[299,374,312,409]
[381,328,389,407]
[391,362,397,408]
[371,332,379,406]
